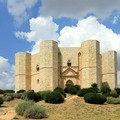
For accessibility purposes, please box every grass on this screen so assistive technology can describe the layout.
[1,94,120,120]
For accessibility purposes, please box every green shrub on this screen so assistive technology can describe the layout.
[54,87,66,97]
[91,83,99,92]
[24,104,47,119]
[84,93,106,104]
[77,88,96,97]
[44,91,64,104]
[64,86,70,93]
[0,89,4,94]
[3,90,15,93]
[115,88,120,95]
[21,91,41,102]
[3,93,14,101]
[0,97,3,106]
[101,86,111,94]
[74,85,81,91]
[13,93,23,99]
[17,89,25,93]
[15,101,34,115]
[109,90,119,98]
[107,97,120,104]
[37,91,51,100]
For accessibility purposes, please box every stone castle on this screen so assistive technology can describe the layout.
[15,40,117,92]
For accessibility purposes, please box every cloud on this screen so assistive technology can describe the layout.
[15,16,59,53]
[7,0,38,25]
[112,16,120,24]
[40,0,120,19]
[0,56,14,90]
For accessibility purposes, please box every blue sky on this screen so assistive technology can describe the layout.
[0,0,120,90]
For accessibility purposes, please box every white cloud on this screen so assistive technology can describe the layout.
[0,56,14,90]
[112,16,120,24]
[40,0,120,19]
[7,0,38,24]
[15,16,59,53]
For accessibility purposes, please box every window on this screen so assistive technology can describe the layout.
[36,64,39,71]
[37,79,39,84]
[67,59,71,66]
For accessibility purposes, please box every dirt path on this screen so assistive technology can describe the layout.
[0,107,16,120]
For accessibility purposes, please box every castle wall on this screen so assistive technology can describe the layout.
[15,52,31,92]
[101,51,117,89]
[35,40,58,91]
[80,40,101,88]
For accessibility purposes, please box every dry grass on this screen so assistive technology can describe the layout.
[0,94,120,120]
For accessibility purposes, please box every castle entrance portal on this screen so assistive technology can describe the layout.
[65,80,74,87]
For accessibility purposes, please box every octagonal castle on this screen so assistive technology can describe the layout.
[15,40,117,92]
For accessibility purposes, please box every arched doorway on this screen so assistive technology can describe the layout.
[65,80,74,87]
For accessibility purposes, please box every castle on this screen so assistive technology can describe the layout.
[15,40,117,92]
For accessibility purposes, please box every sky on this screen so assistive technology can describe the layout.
[0,0,120,90]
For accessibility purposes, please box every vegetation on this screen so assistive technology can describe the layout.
[77,88,96,97]
[84,93,107,104]
[54,87,66,97]
[17,89,25,93]
[15,101,34,115]
[107,97,120,104]
[101,86,111,94]
[37,91,51,100]
[3,93,14,101]
[24,104,47,119]
[0,97,3,106]
[44,91,64,104]
[115,88,120,95]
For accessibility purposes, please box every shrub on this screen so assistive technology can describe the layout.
[64,86,70,93]
[3,90,15,93]
[0,89,4,94]
[17,89,25,93]
[54,87,66,97]
[101,86,111,94]
[0,97,3,106]
[109,90,119,98]
[15,101,34,116]
[24,104,47,119]
[77,88,96,97]
[13,93,23,99]
[84,93,107,104]
[74,85,81,91]
[115,88,120,95]
[44,91,64,104]
[107,97,120,104]
[21,91,41,102]
[3,93,14,101]
[37,91,51,100]
[91,83,99,92]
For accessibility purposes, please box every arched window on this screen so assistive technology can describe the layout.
[67,59,71,67]
[65,80,74,87]
[36,64,39,71]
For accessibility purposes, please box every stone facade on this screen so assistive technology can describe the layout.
[15,40,117,92]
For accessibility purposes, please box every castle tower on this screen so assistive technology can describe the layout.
[101,51,117,89]
[80,40,101,88]
[39,40,58,91]
[15,52,31,92]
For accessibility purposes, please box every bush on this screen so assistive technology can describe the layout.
[0,89,4,94]
[115,88,120,95]
[21,91,41,102]
[36,91,51,100]
[15,101,34,115]
[84,93,106,104]
[13,93,23,99]
[3,90,15,93]
[91,83,99,92]
[24,104,47,119]
[54,87,66,97]
[107,97,120,104]
[74,85,81,91]
[77,88,96,97]
[3,93,14,101]
[17,89,25,93]
[101,86,111,94]
[0,97,3,106]
[109,90,119,98]
[44,91,64,104]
